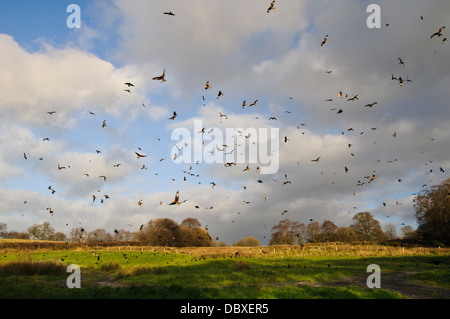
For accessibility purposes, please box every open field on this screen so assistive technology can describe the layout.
[0,240,449,299]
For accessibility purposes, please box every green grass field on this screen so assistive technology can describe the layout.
[0,242,449,299]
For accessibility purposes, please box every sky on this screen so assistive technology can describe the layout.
[0,0,449,245]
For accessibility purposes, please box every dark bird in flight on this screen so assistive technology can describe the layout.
[153,69,166,82]
[321,35,328,47]
[311,157,321,162]
[430,26,445,38]
[102,120,107,128]
[164,11,175,16]
[47,111,56,115]
[205,81,211,90]
[169,111,178,120]
[124,82,134,87]
[217,91,224,99]
[135,152,147,159]
[267,1,275,13]
[48,186,56,194]
[249,99,259,107]
[365,102,378,107]
[398,58,405,66]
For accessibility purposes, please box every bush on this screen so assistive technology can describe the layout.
[233,236,260,247]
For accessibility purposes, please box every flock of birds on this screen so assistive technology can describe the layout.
[17,2,448,243]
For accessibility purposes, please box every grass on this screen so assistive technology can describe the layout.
[0,243,449,299]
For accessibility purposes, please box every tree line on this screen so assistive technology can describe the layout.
[1,178,449,247]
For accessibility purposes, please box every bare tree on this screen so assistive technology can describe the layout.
[269,219,304,245]
[305,221,321,243]
[383,224,398,240]
[27,222,55,240]
[0,223,7,238]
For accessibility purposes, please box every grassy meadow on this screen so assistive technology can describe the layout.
[0,240,449,299]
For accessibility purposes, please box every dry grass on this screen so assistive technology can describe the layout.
[0,261,67,276]
[232,261,251,271]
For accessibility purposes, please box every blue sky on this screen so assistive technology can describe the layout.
[0,0,449,244]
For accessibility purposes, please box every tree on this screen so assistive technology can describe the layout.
[0,223,7,238]
[319,220,338,242]
[415,178,450,245]
[333,227,359,242]
[87,229,112,242]
[27,222,55,240]
[181,218,201,229]
[137,218,211,247]
[269,219,304,245]
[54,232,68,242]
[69,227,86,242]
[350,212,385,241]
[401,225,417,241]
[305,221,321,243]
[383,224,398,241]
[233,236,260,247]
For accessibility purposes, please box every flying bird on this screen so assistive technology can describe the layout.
[48,186,56,194]
[163,11,175,16]
[135,152,147,159]
[398,58,405,66]
[267,1,275,13]
[365,102,378,107]
[124,82,134,87]
[430,26,445,38]
[249,99,259,107]
[321,35,328,47]
[102,120,107,128]
[311,157,321,162]
[169,111,178,120]
[153,69,166,82]
[205,81,211,90]
[168,191,186,205]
